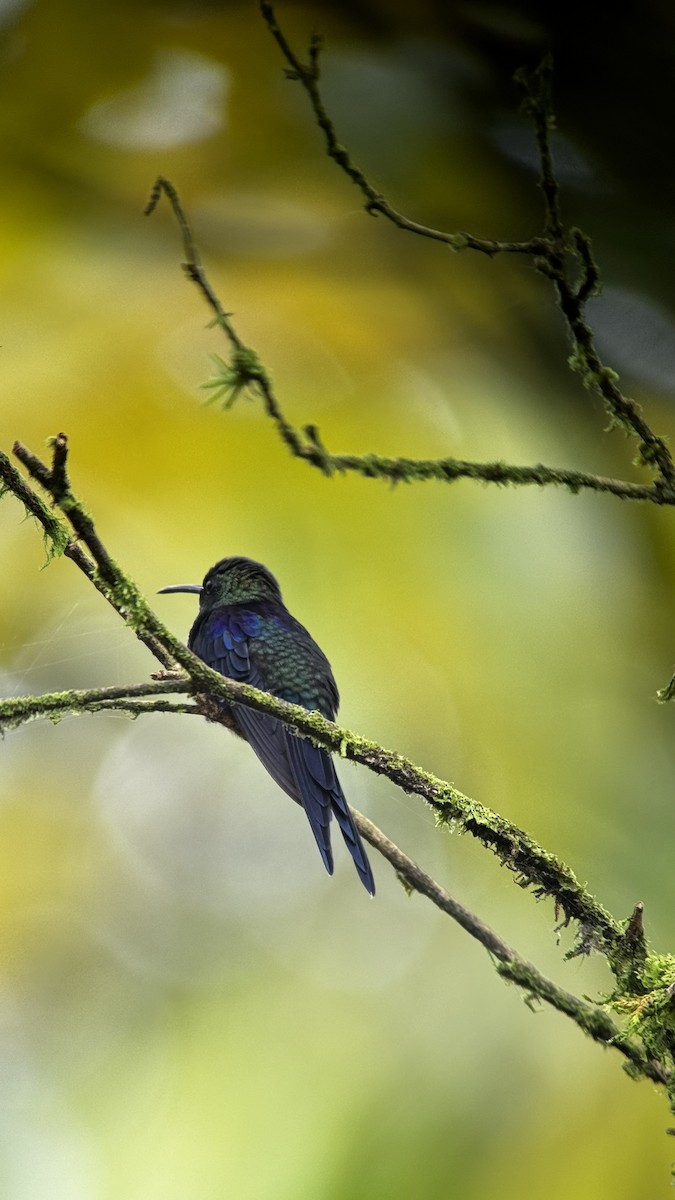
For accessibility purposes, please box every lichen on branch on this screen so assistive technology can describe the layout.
[0,435,673,1111]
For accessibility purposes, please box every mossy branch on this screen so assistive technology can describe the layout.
[145,7,675,698]
[257,5,675,492]
[258,2,544,258]
[145,63,672,508]
[147,177,675,507]
[2,435,674,1111]
[513,60,675,486]
[0,438,620,953]
[0,682,670,1096]
[0,0,672,1145]
[0,680,201,727]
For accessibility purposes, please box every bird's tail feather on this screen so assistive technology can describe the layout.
[331,792,376,896]
[287,735,375,894]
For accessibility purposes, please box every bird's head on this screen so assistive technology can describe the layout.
[159,556,283,610]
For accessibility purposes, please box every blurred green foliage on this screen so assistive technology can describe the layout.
[1,0,675,1196]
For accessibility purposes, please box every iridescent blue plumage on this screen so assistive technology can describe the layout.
[160,557,375,895]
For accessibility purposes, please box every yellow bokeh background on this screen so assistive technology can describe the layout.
[1,1,675,1196]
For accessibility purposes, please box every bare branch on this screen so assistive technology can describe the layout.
[258,2,545,257]
[147,179,675,507]
[357,813,670,1088]
[255,4,675,493]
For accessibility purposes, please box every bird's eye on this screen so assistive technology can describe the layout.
[203,579,214,593]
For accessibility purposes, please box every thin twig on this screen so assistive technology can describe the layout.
[0,449,71,558]
[0,680,194,730]
[146,180,675,507]
[93,699,202,717]
[146,176,307,460]
[146,177,243,351]
[256,4,675,494]
[14,437,124,588]
[258,2,545,257]
[356,813,670,1087]
[8,437,176,670]
[516,61,675,489]
[287,450,670,502]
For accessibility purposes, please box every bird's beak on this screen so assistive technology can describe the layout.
[157,584,203,595]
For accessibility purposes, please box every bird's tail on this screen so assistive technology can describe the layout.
[331,791,376,896]
[285,734,375,894]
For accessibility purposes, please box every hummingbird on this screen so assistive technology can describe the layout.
[159,557,375,895]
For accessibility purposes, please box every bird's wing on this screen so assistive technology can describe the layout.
[191,607,336,876]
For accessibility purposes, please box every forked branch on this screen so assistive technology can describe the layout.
[1,436,673,1107]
